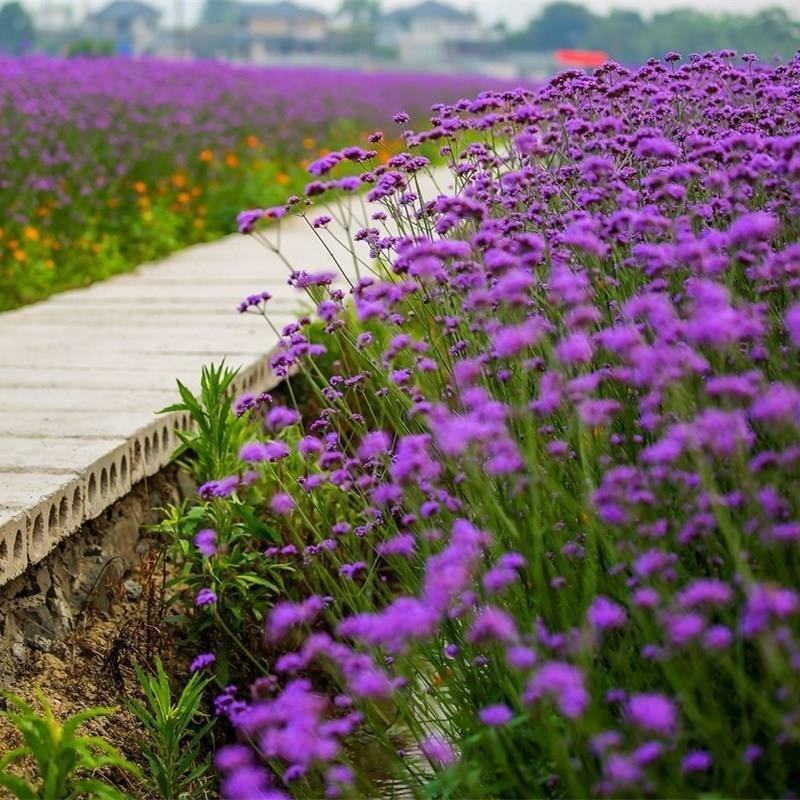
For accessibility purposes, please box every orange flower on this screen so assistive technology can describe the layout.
[245,135,260,148]
[225,153,239,168]
[13,249,26,262]
[199,149,213,163]
[44,259,55,270]
[177,192,191,204]
[133,180,147,194]
[24,226,39,242]
[172,173,187,188]
[276,172,290,186]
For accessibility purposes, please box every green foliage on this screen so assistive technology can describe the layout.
[128,659,213,800]
[161,362,250,484]
[67,39,114,57]
[200,0,239,25]
[0,689,139,800]
[506,2,800,62]
[155,363,295,677]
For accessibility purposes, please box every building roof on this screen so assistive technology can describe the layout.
[238,2,326,22]
[383,1,476,26]
[91,1,161,23]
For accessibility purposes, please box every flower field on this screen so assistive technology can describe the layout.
[142,50,800,799]
[0,56,499,311]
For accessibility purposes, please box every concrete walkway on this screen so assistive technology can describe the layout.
[0,195,380,584]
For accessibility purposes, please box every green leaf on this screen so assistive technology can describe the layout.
[0,771,37,800]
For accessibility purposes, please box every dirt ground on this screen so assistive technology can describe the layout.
[0,548,194,798]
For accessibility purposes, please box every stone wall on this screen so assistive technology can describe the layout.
[0,465,194,682]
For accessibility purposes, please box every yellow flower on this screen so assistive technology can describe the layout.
[193,218,205,229]
[303,137,315,149]
[44,259,55,270]
[24,226,39,242]
[13,249,26,262]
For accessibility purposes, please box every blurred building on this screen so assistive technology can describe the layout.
[31,3,75,32]
[238,1,328,60]
[86,0,161,56]
[377,1,489,66]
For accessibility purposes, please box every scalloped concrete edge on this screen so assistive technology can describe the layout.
[0,354,280,585]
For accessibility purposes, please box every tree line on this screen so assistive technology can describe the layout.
[505,2,800,63]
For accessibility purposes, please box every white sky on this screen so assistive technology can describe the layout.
[26,0,800,28]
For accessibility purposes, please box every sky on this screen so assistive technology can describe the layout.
[26,0,800,28]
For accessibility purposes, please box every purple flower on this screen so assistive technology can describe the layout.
[358,430,391,460]
[555,332,593,365]
[786,302,800,348]
[682,750,712,773]
[237,208,263,234]
[625,693,677,736]
[523,662,589,719]
[729,212,779,246]
[266,596,324,642]
[239,440,290,463]
[266,406,301,431]
[587,596,627,631]
[479,704,513,726]
[190,652,216,672]
[420,735,456,765]
[194,528,217,557]
[195,588,217,607]
[270,492,295,515]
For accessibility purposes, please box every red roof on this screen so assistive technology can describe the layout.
[555,49,609,68]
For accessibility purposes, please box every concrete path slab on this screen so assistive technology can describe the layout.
[0,170,451,584]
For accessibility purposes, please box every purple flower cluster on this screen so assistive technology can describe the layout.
[196,50,800,798]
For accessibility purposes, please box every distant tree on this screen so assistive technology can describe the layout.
[0,1,35,55]
[582,10,646,63]
[334,0,381,53]
[67,38,114,57]
[201,0,239,25]
[337,0,381,28]
[504,2,800,63]
[526,2,595,50]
